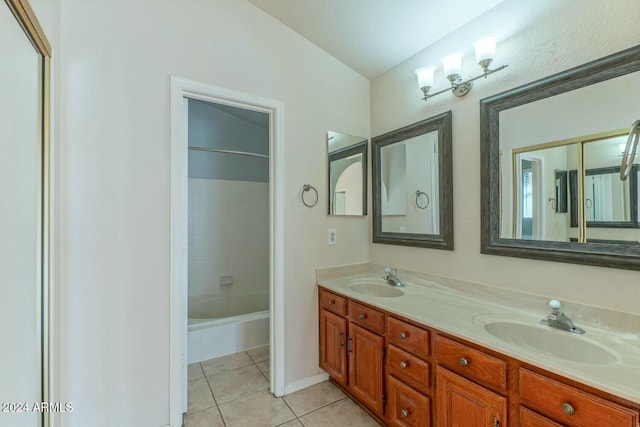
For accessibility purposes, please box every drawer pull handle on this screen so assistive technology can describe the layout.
[400,361,408,369]
[401,409,410,418]
[562,402,575,415]
[339,332,344,348]
[459,357,469,367]
[359,313,367,320]
[328,300,335,305]
[400,332,407,340]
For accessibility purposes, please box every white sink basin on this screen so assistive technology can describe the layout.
[484,321,617,365]
[350,283,405,298]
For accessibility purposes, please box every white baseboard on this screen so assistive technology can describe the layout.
[283,372,329,395]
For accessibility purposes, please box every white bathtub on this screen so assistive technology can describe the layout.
[187,292,269,363]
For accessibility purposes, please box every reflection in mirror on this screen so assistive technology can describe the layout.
[380,131,439,234]
[502,144,577,241]
[373,111,452,249]
[481,45,640,269]
[328,132,367,216]
[582,136,638,231]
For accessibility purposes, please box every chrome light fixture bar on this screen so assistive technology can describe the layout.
[416,37,508,102]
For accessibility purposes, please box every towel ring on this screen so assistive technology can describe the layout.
[302,184,318,208]
[586,198,593,209]
[415,190,430,210]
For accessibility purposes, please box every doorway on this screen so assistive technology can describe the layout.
[169,77,285,427]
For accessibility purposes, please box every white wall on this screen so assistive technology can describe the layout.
[370,0,640,315]
[57,0,369,426]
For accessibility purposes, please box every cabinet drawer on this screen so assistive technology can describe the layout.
[349,300,385,334]
[387,344,430,389]
[387,316,430,359]
[387,375,431,427]
[519,368,639,427]
[435,335,507,392]
[319,288,347,316]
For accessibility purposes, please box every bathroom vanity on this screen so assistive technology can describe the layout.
[317,266,640,427]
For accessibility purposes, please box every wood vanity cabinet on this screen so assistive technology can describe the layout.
[318,286,640,427]
[435,367,506,427]
[435,335,507,427]
[318,288,385,419]
[518,368,640,427]
[386,316,432,427]
[348,322,385,416]
[319,289,348,386]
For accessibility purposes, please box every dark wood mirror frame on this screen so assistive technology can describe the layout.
[372,110,453,249]
[480,44,640,270]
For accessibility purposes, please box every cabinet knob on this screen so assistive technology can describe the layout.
[400,332,407,340]
[400,360,408,369]
[328,300,334,305]
[459,357,469,367]
[401,409,410,418]
[359,313,367,320]
[561,402,575,415]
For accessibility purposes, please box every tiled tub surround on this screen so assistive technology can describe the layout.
[316,264,640,406]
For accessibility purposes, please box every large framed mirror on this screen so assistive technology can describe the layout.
[372,111,453,249]
[481,45,640,269]
[327,131,367,216]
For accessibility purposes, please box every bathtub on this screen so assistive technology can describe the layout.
[187,292,270,364]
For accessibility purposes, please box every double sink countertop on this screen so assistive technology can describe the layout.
[316,263,640,404]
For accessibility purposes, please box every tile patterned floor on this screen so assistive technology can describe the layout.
[184,345,380,427]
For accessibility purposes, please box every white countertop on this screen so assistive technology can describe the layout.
[316,263,640,405]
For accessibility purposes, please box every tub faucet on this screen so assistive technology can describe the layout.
[383,267,405,287]
[540,299,585,334]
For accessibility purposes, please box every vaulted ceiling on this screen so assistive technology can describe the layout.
[247,0,508,79]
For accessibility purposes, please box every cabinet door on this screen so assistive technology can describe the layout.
[519,407,563,427]
[319,309,348,387]
[436,367,506,427]
[349,322,385,417]
[388,375,431,427]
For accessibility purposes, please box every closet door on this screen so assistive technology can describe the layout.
[0,1,50,426]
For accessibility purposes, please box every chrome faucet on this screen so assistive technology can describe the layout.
[383,267,405,287]
[540,299,585,334]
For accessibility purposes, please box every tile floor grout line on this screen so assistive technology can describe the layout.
[294,396,350,418]
[204,369,219,407]
[215,385,271,407]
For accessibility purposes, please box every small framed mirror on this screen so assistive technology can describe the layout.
[327,131,368,216]
[372,111,453,249]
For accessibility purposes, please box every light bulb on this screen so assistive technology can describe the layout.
[442,53,463,82]
[474,37,497,71]
[415,66,435,93]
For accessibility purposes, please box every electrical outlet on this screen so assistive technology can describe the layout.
[328,228,337,245]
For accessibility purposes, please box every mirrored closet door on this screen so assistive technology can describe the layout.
[0,1,51,426]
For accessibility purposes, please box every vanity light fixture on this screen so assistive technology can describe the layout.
[415,37,508,102]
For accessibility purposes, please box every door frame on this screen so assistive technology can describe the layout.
[169,76,285,426]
